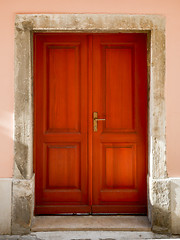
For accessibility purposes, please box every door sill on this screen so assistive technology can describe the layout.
[31,215,151,232]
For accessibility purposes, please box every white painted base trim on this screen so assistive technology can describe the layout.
[0,178,12,234]
[171,178,180,234]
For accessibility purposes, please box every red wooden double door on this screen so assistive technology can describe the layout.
[34,33,147,215]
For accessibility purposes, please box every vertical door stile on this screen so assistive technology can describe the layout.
[88,35,93,208]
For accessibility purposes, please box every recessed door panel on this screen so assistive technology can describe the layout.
[102,144,136,189]
[104,46,134,131]
[46,143,80,189]
[47,46,80,132]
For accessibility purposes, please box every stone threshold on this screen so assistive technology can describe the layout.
[31,215,151,232]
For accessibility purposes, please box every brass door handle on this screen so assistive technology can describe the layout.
[93,112,106,132]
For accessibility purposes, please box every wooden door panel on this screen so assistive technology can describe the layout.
[102,144,136,189]
[45,143,80,190]
[92,34,147,213]
[47,46,80,132]
[34,34,90,214]
[103,46,134,131]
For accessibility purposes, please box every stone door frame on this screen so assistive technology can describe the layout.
[13,14,168,234]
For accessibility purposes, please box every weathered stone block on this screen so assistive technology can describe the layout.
[149,177,171,233]
[12,176,34,235]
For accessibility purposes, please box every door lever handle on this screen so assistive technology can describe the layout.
[96,118,106,121]
[93,112,106,132]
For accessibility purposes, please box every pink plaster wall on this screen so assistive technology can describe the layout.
[0,0,180,177]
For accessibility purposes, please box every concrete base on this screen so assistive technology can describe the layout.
[31,216,151,232]
[0,178,12,234]
[1,231,180,240]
